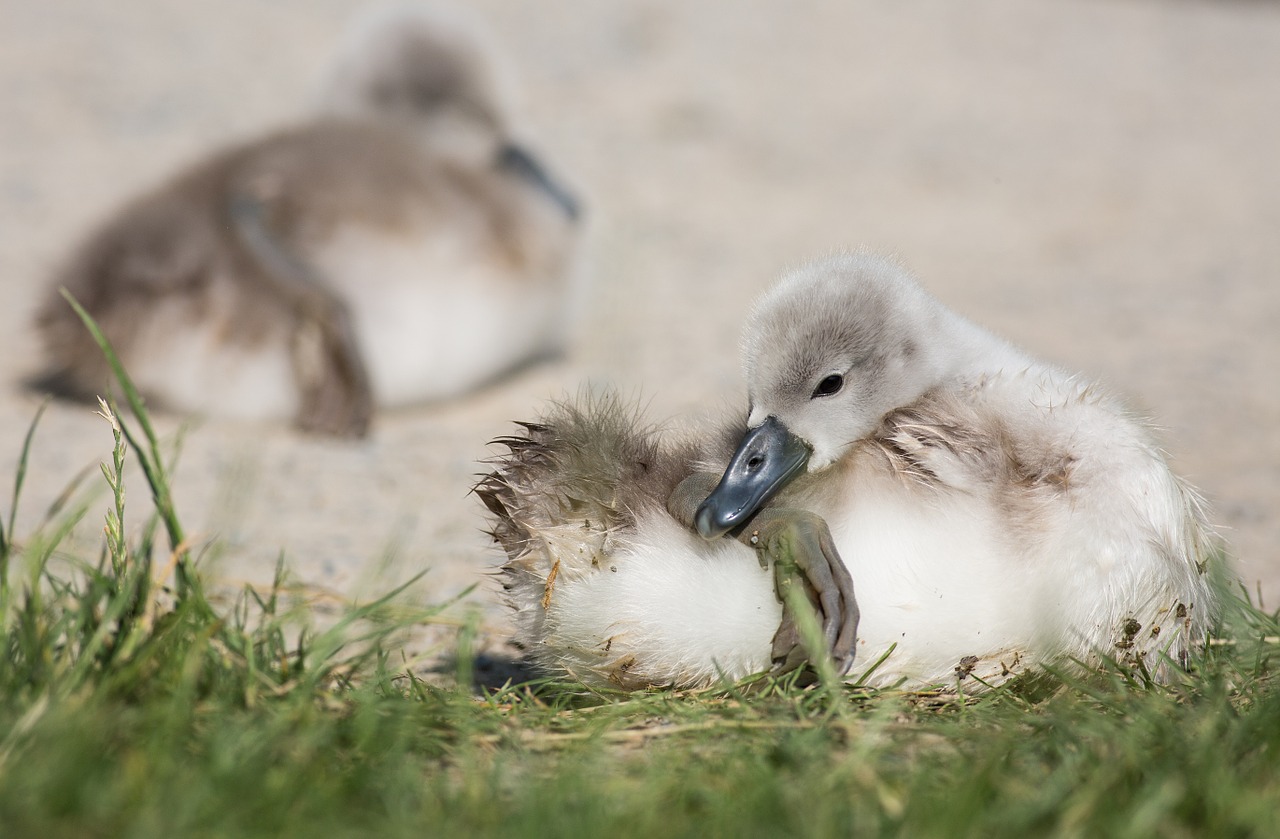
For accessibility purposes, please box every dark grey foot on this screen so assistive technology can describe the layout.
[743,508,858,678]
[668,474,859,679]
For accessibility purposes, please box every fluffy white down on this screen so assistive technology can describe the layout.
[812,366,1214,687]
[125,225,566,418]
[498,372,1213,691]
[517,387,1213,692]
[514,411,1211,691]
[316,225,565,406]
[533,515,781,688]
[127,281,300,421]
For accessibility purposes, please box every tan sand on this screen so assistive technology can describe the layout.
[2,1,1277,653]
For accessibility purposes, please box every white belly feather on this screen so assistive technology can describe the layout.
[532,515,780,689]
[316,225,564,407]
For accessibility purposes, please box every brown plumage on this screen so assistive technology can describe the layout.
[33,5,581,437]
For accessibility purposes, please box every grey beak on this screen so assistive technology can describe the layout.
[496,143,581,222]
[694,416,810,539]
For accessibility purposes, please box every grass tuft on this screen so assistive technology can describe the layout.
[0,299,1277,837]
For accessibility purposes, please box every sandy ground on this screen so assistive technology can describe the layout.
[2,0,1278,654]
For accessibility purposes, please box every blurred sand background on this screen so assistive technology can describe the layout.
[1,1,1277,649]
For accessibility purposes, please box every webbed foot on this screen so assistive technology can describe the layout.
[742,508,857,678]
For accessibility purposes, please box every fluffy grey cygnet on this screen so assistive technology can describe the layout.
[35,4,582,437]
[479,251,1217,691]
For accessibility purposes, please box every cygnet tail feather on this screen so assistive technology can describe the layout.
[475,391,698,661]
[477,391,692,556]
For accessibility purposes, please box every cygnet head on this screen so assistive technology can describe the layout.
[318,5,579,220]
[695,251,949,539]
[743,251,946,470]
[318,5,516,164]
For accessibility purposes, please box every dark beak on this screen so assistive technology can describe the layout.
[694,416,810,539]
[496,143,581,222]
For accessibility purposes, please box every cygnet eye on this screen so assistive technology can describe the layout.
[811,374,844,398]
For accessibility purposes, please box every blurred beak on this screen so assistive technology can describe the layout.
[496,143,581,221]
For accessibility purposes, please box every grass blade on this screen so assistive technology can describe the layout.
[58,289,194,598]
[1,399,49,581]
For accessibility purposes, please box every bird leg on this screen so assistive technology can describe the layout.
[744,507,858,678]
[228,187,373,438]
[668,473,858,678]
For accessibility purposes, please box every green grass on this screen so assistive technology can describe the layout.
[2,305,1278,838]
